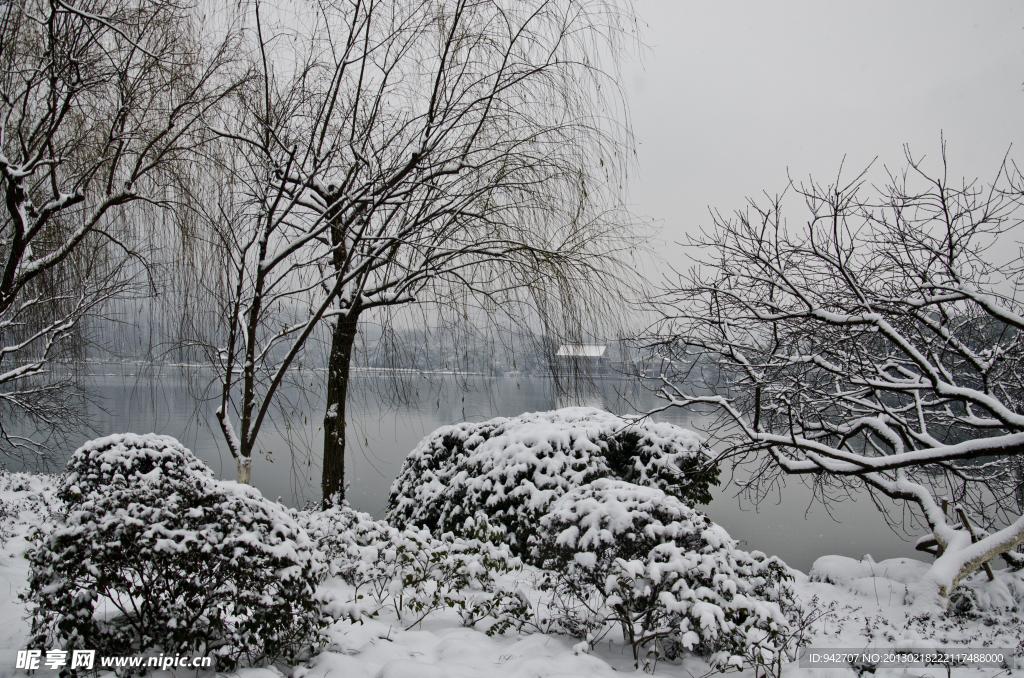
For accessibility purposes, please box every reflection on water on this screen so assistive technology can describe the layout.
[23,367,924,573]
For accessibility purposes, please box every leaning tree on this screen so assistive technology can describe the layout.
[178,0,643,498]
[647,145,1024,609]
[0,0,237,463]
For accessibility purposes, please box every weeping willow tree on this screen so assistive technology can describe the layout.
[168,0,646,500]
[0,0,238,464]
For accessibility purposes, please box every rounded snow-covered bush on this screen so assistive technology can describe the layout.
[26,434,326,670]
[531,478,795,667]
[387,407,717,556]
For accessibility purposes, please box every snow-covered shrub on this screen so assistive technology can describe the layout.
[0,471,59,546]
[25,434,326,671]
[299,504,521,629]
[0,499,11,546]
[387,407,717,556]
[604,428,719,504]
[531,478,796,668]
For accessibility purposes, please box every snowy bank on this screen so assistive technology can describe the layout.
[0,426,1022,677]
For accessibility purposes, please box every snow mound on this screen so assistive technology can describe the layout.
[844,577,910,603]
[809,553,1024,613]
[950,567,1024,614]
[387,407,716,556]
[809,555,929,586]
[809,555,930,604]
[295,621,620,678]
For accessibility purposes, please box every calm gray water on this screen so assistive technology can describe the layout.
[42,368,923,573]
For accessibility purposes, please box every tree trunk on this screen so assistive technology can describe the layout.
[918,514,1024,610]
[322,311,359,507]
[236,458,251,485]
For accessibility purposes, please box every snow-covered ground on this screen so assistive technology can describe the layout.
[1,471,1021,678]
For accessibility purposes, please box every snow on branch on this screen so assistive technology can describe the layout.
[645,146,1024,609]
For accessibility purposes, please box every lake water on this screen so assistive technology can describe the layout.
[38,367,924,573]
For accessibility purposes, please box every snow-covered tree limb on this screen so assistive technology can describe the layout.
[645,144,1024,609]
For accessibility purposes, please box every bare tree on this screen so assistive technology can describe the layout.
[172,66,347,485]
[178,0,643,497]
[647,145,1024,609]
[304,0,640,505]
[0,0,237,463]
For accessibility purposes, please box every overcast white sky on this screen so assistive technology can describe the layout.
[624,1,1024,272]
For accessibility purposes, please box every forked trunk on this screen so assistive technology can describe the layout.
[322,312,359,507]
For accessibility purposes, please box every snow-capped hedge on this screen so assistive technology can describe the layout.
[386,408,717,556]
[25,434,326,670]
[299,504,521,630]
[532,478,796,667]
